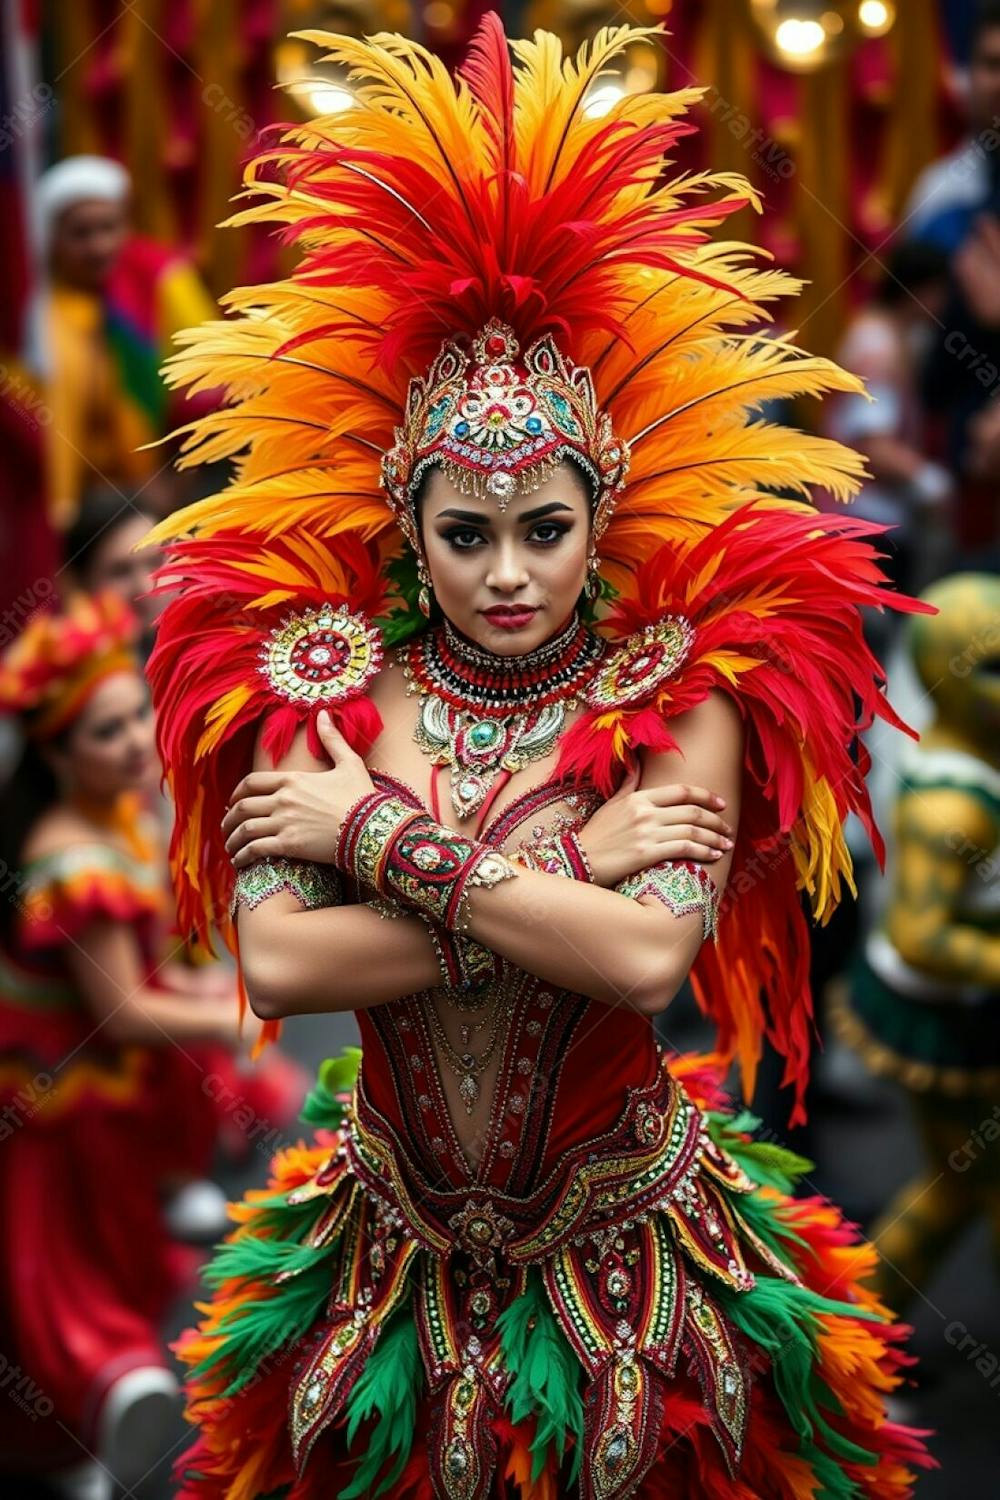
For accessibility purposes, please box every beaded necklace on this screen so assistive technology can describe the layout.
[401,612,605,820]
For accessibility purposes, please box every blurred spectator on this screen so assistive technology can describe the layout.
[827,240,954,612]
[903,1,1000,250]
[830,574,1000,1318]
[64,488,163,659]
[903,6,1000,554]
[0,593,241,1498]
[21,155,216,532]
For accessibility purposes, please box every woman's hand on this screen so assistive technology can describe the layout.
[575,766,734,887]
[222,711,374,869]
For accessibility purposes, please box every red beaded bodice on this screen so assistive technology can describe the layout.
[354,768,661,1200]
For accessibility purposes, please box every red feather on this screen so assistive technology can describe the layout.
[146,530,389,962]
[555,503,933,1123]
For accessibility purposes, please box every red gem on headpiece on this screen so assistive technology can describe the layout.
[485,333,507,358]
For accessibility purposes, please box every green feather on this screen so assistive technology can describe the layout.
[202,1232,332,1288]
[717,1275,881,1487]
[375,552,426,646]
[730,1184,810,1266]
[300,1047,363,1129]
[338,1306,422,1499]
[497,1268,584,1482]
[706,1110,815,1193]
[190,1197,342,1395]
[191,1256,333,1395]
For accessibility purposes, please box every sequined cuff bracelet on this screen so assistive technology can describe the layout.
[336,791,517,932]
[361,890,490,1000]
[231,856,342,916]
[365,893,407,920]
[614,858,720,941]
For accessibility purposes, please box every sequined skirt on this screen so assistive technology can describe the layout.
[171,1051,931,1500]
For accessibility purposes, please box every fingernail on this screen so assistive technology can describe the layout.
[723,838,733,849]
[711,849,722,858]
[714,796,726,807]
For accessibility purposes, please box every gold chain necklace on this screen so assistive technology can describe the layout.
[423,992,505,1114]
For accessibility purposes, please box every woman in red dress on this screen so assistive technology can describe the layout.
[146,19,934,1499]
[0,593,240,1498]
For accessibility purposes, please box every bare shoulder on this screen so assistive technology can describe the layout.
[638,690,744,800]
[366,647,410,716]
[365,648,416,746]
[664,690,743,755]
[22,806,105,865]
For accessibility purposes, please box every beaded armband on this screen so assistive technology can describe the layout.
[516,828,595,882]
[336,791,517,933]
[231,856,342,915]
[614,859,720,941]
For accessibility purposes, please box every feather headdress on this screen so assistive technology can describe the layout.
[146,16,924,1110]
[0,592,139,738]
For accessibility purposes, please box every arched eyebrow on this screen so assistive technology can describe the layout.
[435,501,575,525]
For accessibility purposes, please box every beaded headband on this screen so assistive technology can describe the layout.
[380,320,629,554]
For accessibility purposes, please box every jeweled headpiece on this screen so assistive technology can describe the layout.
[381,319,629,551]
[0,592,138,739]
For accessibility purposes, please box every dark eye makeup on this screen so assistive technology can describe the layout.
[440,519,573,550]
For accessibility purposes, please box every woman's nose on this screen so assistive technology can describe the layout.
[485,545,530,592]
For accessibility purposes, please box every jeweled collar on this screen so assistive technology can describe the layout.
[402,611,606,715]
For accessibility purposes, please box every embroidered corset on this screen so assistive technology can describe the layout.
[277,773,785,1494]
[355,768,660,1201]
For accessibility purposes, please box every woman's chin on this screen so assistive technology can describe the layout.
[464,612,554,654]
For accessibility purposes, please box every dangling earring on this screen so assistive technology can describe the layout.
[417,558,433,618]
[585,551,602,600]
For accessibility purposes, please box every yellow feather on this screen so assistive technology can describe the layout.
[293,28,485,190]
[197,683,255,757]
[510,24,665,193]
[146,22,871,589]
[699,651,760,687]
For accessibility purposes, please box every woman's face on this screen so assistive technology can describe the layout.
[51,669,157,801]
[420,460,592,654]
[80,514,163,632]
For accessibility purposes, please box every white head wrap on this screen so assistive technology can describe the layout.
[23,156,131,376]
[35,154,130,256]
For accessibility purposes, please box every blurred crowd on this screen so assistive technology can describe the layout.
[0,8,998,1500]
[0,158,310,1500]
[823,2,1000,590]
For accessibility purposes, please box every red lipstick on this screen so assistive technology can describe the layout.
[480,605,539,631]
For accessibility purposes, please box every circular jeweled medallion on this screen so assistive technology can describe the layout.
[584,616,694,711]
[260,604,383,705]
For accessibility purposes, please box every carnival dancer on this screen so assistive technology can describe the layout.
[147,18,934,1498]
[61,487,313,1173]
[831,573,1000,1317]
[0,592,241,1500]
